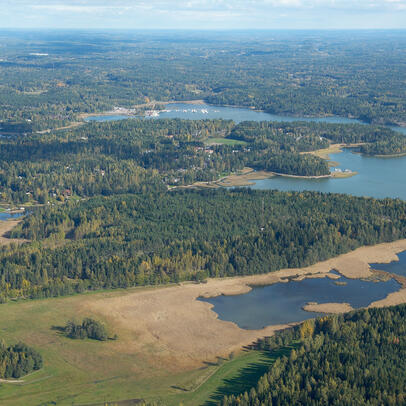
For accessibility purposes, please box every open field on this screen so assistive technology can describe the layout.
[0,291,287,406]
[173,168,275,189]
[1,240,406,405]
[305,143,344,160]
[215,168,274,187]
[0,220,27,246]
[163,348,292,406]
[36,121,85,134]
[331,170,357,178]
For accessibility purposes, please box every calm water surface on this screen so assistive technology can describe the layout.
[87,103,406,199]
[86,104,364,125]
[199,274,400,330]
[86,103,406,134]
[370,250,406,277]
[252,149,406,200]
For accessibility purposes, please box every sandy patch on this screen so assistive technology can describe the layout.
[83,239,406,369]
[0,219,27,246]
[174,168,275,189]
[303,143,344,160]
[368,288,406,308]
[303,302,354,314]
[216,168,274,187]
[292,272,340,282]
[331,171,357,178]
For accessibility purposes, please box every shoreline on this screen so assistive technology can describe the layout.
[78,101,366,122]
[372,152,406,158]
[84,239,406,368]
[79,99,206,119]
[176,164,357,190]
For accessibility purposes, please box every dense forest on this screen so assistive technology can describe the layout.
[0,189,403,300]
[0,31,405,129]
[0,342,42,379]
[222,305,406,406]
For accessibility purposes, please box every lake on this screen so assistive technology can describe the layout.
[85,103,406,135]
[199,273,400,330]
[87,103,406,199]
[252,148,406,200]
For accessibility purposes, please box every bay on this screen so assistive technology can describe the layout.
[199,274,400,330]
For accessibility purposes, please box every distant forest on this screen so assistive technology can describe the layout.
[0,31,405,131]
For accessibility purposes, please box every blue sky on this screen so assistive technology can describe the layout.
[1,0,406,29]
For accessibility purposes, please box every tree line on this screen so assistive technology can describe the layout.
[222,304,406,405]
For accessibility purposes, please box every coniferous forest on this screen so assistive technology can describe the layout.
[0,189,404,300]
[222,305,406,406]
[0,342,42,379]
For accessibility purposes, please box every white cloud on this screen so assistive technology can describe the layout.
[31,5,132,12]
[1,0,406,28]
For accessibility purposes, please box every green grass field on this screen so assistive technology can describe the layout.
[0,291,288,406]
[162,347,291,406]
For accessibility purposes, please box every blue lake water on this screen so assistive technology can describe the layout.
[145,104,366,125]
[87,103,406,199]
[87,103,406,329]
[85,103,405,134]
[0,212,23,221]
[252,148,406,200]
[199,274,400,330]
[86,103,406,135]
[370,250,406,278]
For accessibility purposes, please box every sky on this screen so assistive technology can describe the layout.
[1,0,406,30]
